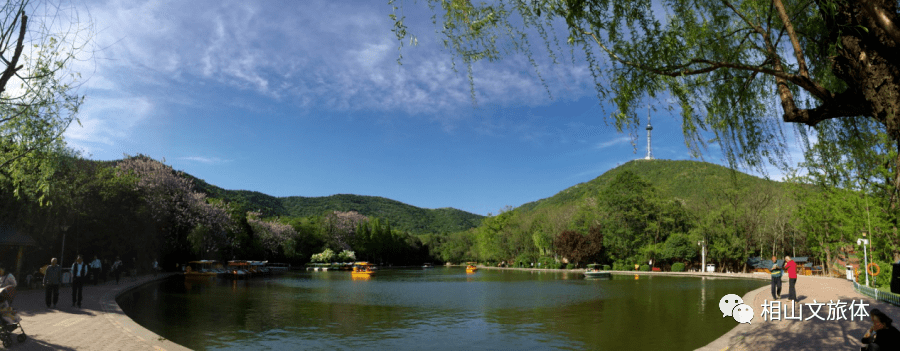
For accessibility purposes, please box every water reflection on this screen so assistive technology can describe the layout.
[118,269,765,351]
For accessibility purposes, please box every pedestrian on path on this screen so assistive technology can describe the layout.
[152,258,159,277]
[784,255,798,302]
[0,266,17,306]
[43,258,61,308]
[111,256,123,285]
[90,255,102,285]
[71,255,89,308]
[770,255,783,300]
[861,308,900,351]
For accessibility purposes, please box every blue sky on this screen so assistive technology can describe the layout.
[61,0,809,216]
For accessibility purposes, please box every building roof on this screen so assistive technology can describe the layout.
[0,225,36,247]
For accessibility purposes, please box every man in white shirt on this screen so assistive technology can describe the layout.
[71,255,89,308]
[90,256,102,285]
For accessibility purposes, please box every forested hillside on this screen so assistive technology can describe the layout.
[187,175,484,235]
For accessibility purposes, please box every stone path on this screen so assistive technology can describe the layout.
[696,274,900,351]
[7,273,190,351]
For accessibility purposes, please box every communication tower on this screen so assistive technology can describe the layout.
[644,106,654,160]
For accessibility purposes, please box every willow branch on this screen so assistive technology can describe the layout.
[773,0,810,79]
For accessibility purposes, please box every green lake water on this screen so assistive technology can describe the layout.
[117,268,766,350]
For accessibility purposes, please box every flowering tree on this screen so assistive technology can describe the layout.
[116,155,234,253]
[246,211,300,258]
[322,211,368,250]
[338,250,356,262]
[311,248,335,263]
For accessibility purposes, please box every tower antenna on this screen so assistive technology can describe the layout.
[644,105,654,160]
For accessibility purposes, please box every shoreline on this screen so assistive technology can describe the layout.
[476,265,894,350]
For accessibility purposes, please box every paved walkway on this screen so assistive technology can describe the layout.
[696,274,900,351]
[7,273,189,351]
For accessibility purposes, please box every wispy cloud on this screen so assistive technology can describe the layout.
[64,96,153,147]
[596,136,631,149]
[178,156,232,165]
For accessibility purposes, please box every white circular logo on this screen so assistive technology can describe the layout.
[719,294,744,317]
[731,304,754,324]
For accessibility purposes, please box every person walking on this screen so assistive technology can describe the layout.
[90,255,102,285]
[152,258,159,277]
[43,258,61,308]
[770,256,783,300]
[71,255,89,308]
[784,255,798,302]
[111,256,123,285]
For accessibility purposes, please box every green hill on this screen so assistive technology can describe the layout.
[516,159,787,213]
[185,174,484,235]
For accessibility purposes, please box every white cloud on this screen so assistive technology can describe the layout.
[178,156,232,165]
[596,136,631,149]
[64,96,153,148]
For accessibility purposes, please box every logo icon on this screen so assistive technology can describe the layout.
[732,303,754,324]
[719,294,744,317]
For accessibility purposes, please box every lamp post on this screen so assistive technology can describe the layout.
[698,240,706,273]
[858,236,870,286]
[60,224,69,266]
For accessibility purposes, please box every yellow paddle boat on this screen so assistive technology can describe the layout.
[465,263,478,273]
[184,260,218,280]
[351,262,376,277]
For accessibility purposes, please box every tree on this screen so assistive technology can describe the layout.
[0,0,92,204]
[553,226,603,266]
[393,0,900,191]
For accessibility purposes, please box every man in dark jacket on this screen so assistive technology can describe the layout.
[71,255,89,308]
[862,308,900,351]
[770,256,783,300]
[43,258,61,308]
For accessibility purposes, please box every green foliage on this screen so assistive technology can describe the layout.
[639,264,650,271]
[672,262,685,272]
[566,263,576,269]
[602,265,611,270]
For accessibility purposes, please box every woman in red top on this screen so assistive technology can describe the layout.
[784,256,798,302]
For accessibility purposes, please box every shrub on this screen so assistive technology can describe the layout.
[872,261,893,290]
[640,264,650,271]
[566,263,576,270]
[603,265,611,271]
[672,262,685,272]
[538,257,554,268]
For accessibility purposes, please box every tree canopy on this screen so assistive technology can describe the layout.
[0,0,92,204]
[391,0,900,185]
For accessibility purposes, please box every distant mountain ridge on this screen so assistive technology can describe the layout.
[184,175,484,235]
[111,157,782,236]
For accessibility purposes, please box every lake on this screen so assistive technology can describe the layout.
[117,268,766,350]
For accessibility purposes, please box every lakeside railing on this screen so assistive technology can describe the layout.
[854,281,900,307]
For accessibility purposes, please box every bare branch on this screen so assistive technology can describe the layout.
[773,0,810,79]
[0,11,26,96]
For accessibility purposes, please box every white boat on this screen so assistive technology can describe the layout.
[583,264,611,279]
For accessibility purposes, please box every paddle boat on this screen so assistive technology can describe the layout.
[583,264,612,279]
[351,262,376,277]
[184,260,218,280]
[226,260,251,279]
[465,262,478,273]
